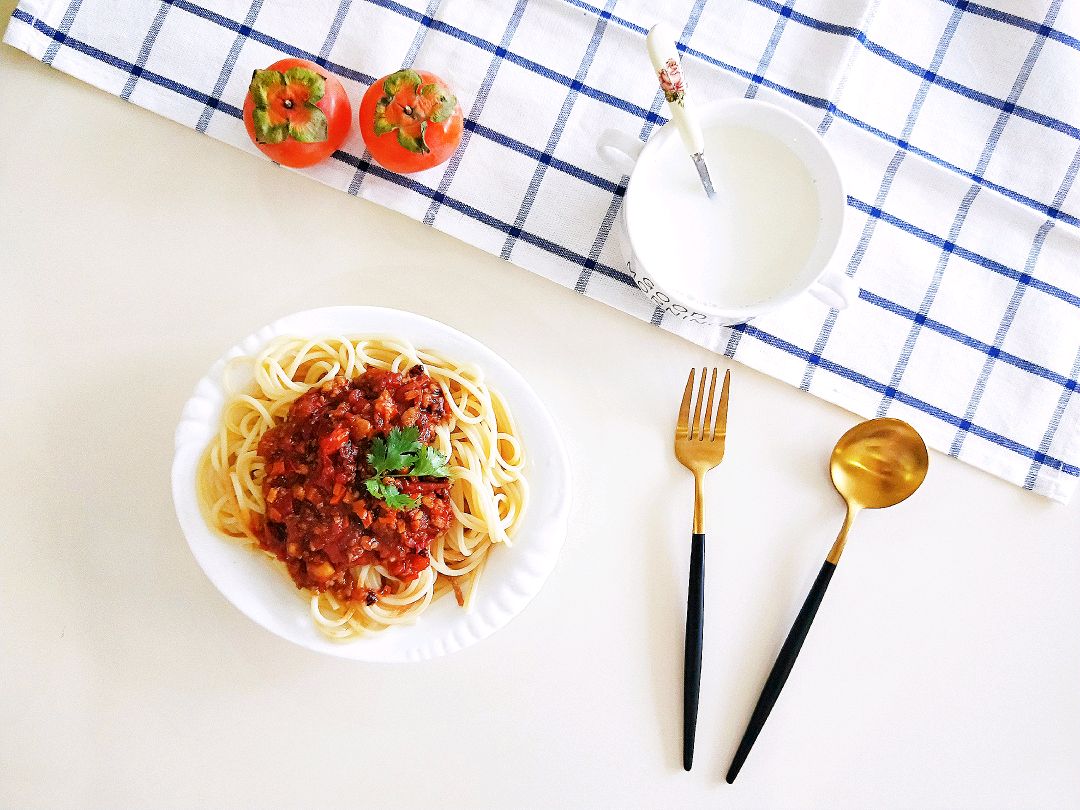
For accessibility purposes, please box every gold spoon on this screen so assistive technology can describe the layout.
[726,417,929,783]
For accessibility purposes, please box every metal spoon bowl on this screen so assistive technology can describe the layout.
[831,417,929,510]
[826,417,929,563]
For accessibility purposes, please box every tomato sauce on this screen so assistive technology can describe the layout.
[255,366,454,605]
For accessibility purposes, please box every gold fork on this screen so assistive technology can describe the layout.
[674,366,731,771]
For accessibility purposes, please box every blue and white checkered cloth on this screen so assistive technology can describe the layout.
[7,0,1080,500]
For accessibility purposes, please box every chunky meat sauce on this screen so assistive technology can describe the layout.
[256,366,454,605]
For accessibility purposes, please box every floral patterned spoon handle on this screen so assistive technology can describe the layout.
[647,23,716,199]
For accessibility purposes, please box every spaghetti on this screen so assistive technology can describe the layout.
[196,334,528,640]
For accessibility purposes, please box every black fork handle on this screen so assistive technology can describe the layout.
[683,532,705,770]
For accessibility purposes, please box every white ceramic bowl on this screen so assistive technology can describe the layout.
[599,99,855,326]
[171,306,572,662]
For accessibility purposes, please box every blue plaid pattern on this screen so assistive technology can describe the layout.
[7,0,1080,500]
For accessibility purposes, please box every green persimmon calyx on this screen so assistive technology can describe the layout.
[249,67,329,144]
[372,69,457,154]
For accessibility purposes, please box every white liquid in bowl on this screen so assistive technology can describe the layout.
[629,124,822,310]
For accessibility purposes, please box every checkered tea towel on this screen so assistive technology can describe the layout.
[6,0,1080,500]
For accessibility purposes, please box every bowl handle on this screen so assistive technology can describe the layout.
[597,129,645,175]
[809,269,859,310]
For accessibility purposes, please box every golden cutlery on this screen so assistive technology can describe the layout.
[674,366,731,770]
[726,417,929,782]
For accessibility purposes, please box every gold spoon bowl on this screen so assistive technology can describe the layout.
[827,418,929,563]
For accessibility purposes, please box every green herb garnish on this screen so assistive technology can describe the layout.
[364,426,451,510]
[409,445,452,478]
[364,478,421,510]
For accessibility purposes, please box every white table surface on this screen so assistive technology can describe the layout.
[3,18,1080,810]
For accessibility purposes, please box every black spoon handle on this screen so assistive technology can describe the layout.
[683,532,705,771]
[726,560,837,783]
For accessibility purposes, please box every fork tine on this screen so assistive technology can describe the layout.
[691,367,707,440]
[700,368,717,442]
[677,368,695,436]
[713,369,731,440]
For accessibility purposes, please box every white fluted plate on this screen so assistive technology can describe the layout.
[171,306,571,662]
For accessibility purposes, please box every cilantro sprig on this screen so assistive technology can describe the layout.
[364,477,420,510]
[364,426,451,510]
